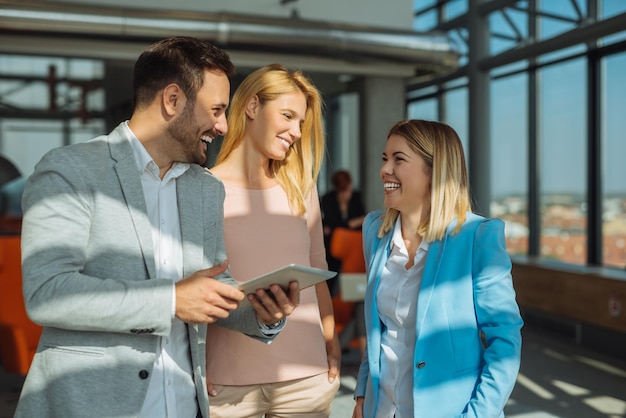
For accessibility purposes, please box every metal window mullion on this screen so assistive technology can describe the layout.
[500,8,524,41]
[586,49,602,265]
[586,0,602,265]
[528,0,540,257]
[510,4,581,24]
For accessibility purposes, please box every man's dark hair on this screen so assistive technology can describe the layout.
[132,36,235,110]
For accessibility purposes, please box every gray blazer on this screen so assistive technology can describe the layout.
[15,123,270,418]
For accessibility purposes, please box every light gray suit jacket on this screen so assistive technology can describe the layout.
[15,123,272,418]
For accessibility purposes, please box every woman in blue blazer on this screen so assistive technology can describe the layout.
[352,120,523,418]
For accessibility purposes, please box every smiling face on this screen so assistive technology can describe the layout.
[380,133,432,216]
[167,69,230,165]
[246,91,307,162]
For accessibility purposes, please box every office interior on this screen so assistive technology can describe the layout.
[0,0,625,416]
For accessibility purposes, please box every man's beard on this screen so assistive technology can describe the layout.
[166,101,205,165]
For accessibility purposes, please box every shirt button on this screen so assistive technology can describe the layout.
[416,361,426,369]
[138,370,150,379]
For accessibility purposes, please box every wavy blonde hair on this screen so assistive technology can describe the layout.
[378,120,472,242]
[216,64,324,216]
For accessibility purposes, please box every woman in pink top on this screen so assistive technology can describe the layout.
[205,64,341,417]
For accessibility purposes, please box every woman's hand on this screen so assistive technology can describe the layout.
[326,334,341,383]
[352,397,364,418]
[206,375,217,397]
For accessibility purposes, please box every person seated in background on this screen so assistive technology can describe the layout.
[321,169,365,296]
[321,170,367,358]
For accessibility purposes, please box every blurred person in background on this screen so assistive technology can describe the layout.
[321,169,365,296]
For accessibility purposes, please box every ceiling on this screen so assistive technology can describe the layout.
[0,0,459,78]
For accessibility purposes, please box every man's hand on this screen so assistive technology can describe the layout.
[246,281,300,326]
[175,261,245,323]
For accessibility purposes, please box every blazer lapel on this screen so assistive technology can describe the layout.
[177,168,210,367]
[415,227,452,338]
[176,169,204,278]
[109,126,157,280]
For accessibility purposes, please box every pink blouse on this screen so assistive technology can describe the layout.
[205,182,329,384]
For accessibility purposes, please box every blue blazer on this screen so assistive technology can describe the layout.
[355,210,523,418]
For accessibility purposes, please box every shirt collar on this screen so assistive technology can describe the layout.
[391,216,430,254]
[123,121,190,180]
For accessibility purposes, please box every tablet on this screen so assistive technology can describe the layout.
[237,264,336,308]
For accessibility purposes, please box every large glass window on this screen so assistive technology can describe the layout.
[489,6,528,56]
[0,119,104,178]
[538,0,584,40]
[320,92,360,196]
[538,58,587,265]
[407,98,437,121]
[413,0,438,31]
[443,86,469,157]
[491,73,529,255]
[0,55,105,177]
[410,0,626,270]
[444,0,467,21]
[601,52,626,268]
[0,54,105,233]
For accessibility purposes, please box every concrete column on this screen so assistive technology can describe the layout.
[358,76,406,212]
[468,0,491,216]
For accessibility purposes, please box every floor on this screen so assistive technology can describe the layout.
[2,323,625,418]
[330,323,626,418]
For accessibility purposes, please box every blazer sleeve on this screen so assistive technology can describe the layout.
[465,219,524,417]
[21,146,175,336]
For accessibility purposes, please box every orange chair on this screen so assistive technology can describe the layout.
[329,227,366,351]
[0,235,42,375]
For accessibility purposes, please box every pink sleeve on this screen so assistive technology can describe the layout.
[306,185,328,270]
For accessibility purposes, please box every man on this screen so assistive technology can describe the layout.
[14,37,299,418]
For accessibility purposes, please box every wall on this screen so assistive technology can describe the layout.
[512,257,626,357]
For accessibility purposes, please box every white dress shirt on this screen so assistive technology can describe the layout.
[125,123,198,418]
[375,217,429,418]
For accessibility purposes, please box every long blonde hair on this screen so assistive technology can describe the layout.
[216,64,324,216]
[378,120,472,242]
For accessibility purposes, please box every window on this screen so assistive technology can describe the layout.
[538,58,587,264]
[407,98,437,121]
[443,87,469,157]
[0,55,105,177]
[601,52,626,268]
[491,73,529,255]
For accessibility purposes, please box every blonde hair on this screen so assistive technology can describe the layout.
[216,64,324,216]
[378,120,472,242]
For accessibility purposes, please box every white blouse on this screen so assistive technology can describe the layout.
[375,217,429,418]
